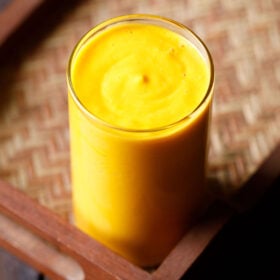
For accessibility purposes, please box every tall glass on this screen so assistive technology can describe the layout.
[67,14,214,267]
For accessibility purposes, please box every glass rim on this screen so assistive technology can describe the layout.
[67,14,215,133]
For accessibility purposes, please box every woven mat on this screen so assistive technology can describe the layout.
[0,0,279,220]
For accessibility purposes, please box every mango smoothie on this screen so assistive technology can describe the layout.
[67,15,214,267]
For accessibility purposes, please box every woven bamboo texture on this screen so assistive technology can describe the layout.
[0,0,279,220]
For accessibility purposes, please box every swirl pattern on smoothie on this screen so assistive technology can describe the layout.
[72,23,209,130]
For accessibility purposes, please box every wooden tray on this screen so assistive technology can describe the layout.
[0,144,279,279]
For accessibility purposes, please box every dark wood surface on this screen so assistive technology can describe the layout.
[183,174,280,279]
[0,247,42,280]
[0,0,44,45]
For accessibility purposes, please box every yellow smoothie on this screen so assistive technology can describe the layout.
[68,15,214,267]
